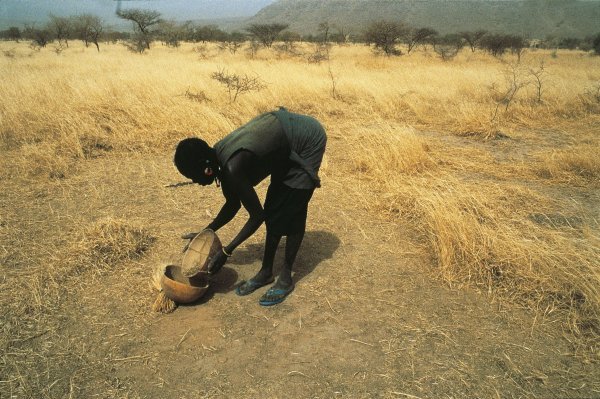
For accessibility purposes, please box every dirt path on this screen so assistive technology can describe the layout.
[2,130,599,399]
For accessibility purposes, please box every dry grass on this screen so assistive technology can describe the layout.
[351,127,600,335]
[1,43,598,171]
[68,217,155,275]
[1,40,598,324]
[1,40,599,397]
[0,215,154,397]
[537,144,600,183]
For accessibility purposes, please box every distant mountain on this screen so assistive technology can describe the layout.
[0,0,275,30]
[242,0,600,38]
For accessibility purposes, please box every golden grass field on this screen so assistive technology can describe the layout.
[1,41,599,398]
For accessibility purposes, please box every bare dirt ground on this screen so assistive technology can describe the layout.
[1,124,599,399]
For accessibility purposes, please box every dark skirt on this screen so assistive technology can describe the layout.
[264,181,314,236]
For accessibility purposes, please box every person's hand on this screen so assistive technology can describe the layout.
[181,232,198,252]
[207,250,228,275]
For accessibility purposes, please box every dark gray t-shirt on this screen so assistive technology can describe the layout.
[214,108,327,189]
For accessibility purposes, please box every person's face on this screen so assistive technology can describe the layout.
[189,166,215,186]
[192,175,215,186]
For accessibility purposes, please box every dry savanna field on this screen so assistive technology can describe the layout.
[1,40,599,398]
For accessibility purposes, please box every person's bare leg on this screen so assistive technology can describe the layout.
[273,231,304,289]
[252,232,281,283]
[236,232,281,295]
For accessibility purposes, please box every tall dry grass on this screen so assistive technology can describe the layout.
[352,117,600,331]
[1,42,598,177]
[1,40,599,338]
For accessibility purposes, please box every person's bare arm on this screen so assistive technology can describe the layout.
[206,185,241,233]
[207,151,265,273]
[218,151,265,254]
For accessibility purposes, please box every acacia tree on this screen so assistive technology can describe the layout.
[157,20,187,47]
[48,15,72,47]
[364,20,408,56]
[245,23,288,48]
[460,30,487,52]
[480,34,511,57]
[73,14,103,51]
[24,25,52,48]
[318,21,331,44]
[433,33,464,61]
[191,24,227,42]
[117,8,162,51]
[508,35,527,61]
[406,27,437,54]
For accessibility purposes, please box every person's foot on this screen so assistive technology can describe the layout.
[235,273,274,296]
[258,278,294,306]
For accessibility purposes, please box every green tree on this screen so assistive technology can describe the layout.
[191,25,227,42]
[24,25,52,48]
[480,34,511,57]
[364,20,408,56]
[460,30,487,52]
[406,27,437,54]
[245,23,289,48]
[117,8,162,51]
[157,20,187,47]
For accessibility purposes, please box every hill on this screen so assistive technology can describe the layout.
[242,0,600,38]
[0,0,275,30]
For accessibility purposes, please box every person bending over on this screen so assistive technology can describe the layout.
[173,107,327,306]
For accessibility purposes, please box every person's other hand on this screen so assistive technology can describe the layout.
[181,232,198,252]
[207,250,228,274]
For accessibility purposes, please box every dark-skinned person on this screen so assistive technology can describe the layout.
[173,107,327,306]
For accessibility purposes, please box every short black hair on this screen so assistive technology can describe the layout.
[173,138,217,181]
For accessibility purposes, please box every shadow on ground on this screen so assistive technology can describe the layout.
[181,230,340,302]
[227,230,340,284]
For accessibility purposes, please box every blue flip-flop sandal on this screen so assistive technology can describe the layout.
[235,277,275,296]
[259,284,295,306]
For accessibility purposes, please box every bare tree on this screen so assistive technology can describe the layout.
[245,23,288,48]
[211,68,265,102]
[117,8,162,50]
[48,15,72,47]
[490,61,530,122]
[529,60,547,103]
[72,14,103,51]
[318,21,331,44]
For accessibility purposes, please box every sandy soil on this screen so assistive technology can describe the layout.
[1,127,599,399]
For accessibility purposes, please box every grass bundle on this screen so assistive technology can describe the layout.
[151,266,177,314]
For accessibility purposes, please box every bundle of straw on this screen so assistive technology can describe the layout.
[151,265,177,313]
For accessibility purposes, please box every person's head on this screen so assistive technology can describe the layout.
[173,137,219,186]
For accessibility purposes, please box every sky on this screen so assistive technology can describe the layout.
[0,0,276,29]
